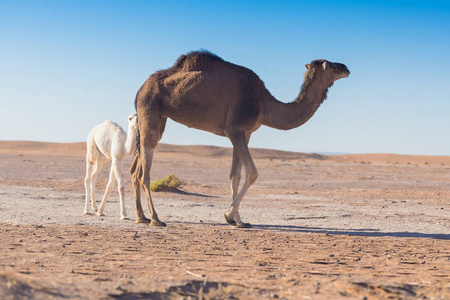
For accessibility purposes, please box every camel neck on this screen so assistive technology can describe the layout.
[262,78,331,131]
[124,127,137,155]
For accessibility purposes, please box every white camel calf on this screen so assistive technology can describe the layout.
[84,113,138,219]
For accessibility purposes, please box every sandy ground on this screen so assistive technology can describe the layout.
[0,141,449,299]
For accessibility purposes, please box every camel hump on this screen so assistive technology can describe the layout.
[102,120,122,131]
[174,50,225,71]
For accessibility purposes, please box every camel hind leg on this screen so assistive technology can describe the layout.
[132,112,167,226]
[131,154,150,223]
[139,146,164,226]
[96,164,116,217]
[84,151,106,214]
[84,157,95,214]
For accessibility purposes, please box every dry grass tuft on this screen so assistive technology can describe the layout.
[150,174,183,192]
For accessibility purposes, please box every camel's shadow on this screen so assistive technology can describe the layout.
[170,189,218,198]
[179,222,449,240]
[250,224,450,240]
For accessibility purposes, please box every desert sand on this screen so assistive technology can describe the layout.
[0,141,448,299]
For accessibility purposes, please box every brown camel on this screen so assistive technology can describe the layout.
[131,50,350,227]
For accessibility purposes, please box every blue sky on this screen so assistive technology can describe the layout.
[1,0,449,155]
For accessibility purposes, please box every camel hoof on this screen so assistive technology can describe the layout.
[236,222,252,228]
[83,211,92,215]
[136,216,151,224]
[223,213,237,226]
[120,216,129,220]
[150,219,167,227]
[96,212,105,217]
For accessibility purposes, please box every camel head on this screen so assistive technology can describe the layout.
[305,59,350,84]
[127,113,138,130]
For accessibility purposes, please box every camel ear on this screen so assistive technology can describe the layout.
[305,64,311,70]
[128,113,136,122]
[322,61,328,70]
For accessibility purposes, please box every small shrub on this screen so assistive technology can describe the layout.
[150,174,183,192]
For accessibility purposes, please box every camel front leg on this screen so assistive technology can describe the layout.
[112,159,128,220]
[226,149,242,226]
[224,131,257,228]
[230,148,242,202]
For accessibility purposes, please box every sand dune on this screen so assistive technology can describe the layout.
[1,140,448,165]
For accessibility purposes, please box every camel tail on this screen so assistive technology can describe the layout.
[134,129,140,156]
[134,85,141,157]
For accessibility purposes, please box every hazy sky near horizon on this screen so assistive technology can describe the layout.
[1,0,449,155]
